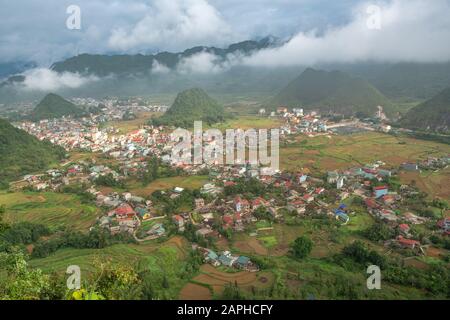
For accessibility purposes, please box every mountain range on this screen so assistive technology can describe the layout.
[50,37,281,77]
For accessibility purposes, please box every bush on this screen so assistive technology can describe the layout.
[363,222,395,242]
[342,241,387,268]
[290,236,313,260]
[0,222,51,246]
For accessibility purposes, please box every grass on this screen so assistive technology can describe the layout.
[0,191,100,231]
[398,167,450,199]
[29,236,191,299]
[258,236,278,248]
[103,111,161,134]
[127,175,209,197]
[29,236,188,273]
[206,115,282,131]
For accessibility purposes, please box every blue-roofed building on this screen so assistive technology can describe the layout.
[298,173,308,183]
[219,254,234,267]
[236,256,250,268]
[204,249,220,266]
[336,212,349,224]
[207,249,218,261]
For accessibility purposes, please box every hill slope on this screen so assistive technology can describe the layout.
[153,88,226,128]
[0,118,65,187]
[268,68,393,117]
[31,93,84,121]
[400,87,450,133]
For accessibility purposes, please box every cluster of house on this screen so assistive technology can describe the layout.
[17,118,171,162]
[12,103,448,262]
[195,245,259,272]
[401,155,450,172]
[91,188,155,235]
[260,107,329,136]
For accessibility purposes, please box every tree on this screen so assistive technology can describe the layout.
[0,251,51,300]
[290,236,313,259]
[364,222,395,242]
[92,259,141,300]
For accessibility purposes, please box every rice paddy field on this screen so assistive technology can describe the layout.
[180,264,275,299]
[0,191,100,231]
[281,132,450,173]
[29,236,189,274]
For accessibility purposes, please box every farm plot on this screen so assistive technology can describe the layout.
[190,264,274,296]
[0,191,100,231]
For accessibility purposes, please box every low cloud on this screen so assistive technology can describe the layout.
[19,68,99,91]
[108,0,235,52]
[242,0,450,66]
[151,60,171,74]
[176,51,232,74]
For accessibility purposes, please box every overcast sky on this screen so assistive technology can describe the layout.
[1,0,449,66]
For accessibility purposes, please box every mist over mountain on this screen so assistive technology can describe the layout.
[0,61,36,79]
[50,37,281,77]
[1,37,450,109]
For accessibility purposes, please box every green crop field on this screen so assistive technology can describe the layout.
[29,236,189,274]
[29,236,191,299]
[0,191,101,231]
[127,175,209,197]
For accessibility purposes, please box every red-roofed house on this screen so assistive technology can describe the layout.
[223,215,234,228]
[364,198,378,210]
[172,215,185,231]
[115,203,135,217]
[397,236,420,249]
[303,194,314,203]
[374,186,388,198]
[235,197,250,212]
[398,223,410,235]
[251,197,268,210]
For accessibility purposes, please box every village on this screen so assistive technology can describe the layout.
[9,104,450,271]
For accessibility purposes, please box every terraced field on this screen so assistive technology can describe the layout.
[0,191,100,231]
[185,264,274,298]
[29,236,189,274]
